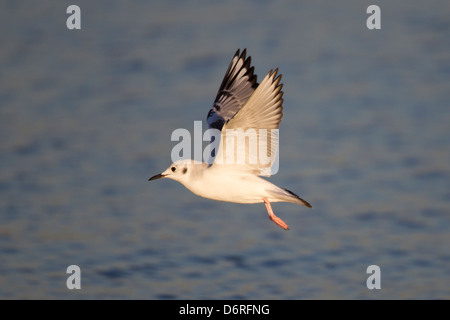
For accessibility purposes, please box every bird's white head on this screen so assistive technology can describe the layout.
[148,159,204,185]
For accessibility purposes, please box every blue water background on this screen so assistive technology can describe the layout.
[0,1,449,299]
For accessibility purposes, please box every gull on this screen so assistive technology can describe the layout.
[149,49,311,230]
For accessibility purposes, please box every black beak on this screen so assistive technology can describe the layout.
[148,173,165,181]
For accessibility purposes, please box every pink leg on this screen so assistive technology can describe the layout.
[263,198,289,230]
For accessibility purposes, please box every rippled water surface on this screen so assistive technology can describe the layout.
[1,1,449,299]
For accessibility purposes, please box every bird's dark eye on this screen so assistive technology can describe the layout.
[171,167,176,172]
[182,168,187,174]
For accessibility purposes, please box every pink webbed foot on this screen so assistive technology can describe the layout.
[263,198,289,230]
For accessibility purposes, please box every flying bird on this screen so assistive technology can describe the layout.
[149,49,311,230]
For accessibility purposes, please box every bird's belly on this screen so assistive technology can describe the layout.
[186,176,266,204]
[199,189,263,204]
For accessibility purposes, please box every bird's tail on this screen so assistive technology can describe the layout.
[268,188,312,208]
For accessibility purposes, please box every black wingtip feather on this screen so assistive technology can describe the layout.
[284,188,312,208]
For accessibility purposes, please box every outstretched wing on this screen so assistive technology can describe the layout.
[212,69,284,176]
[207,49,258,130]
